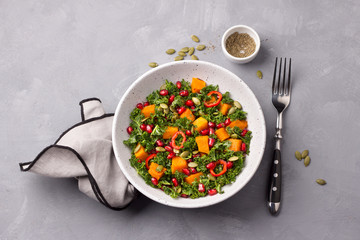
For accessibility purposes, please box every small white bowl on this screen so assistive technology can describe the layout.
[221,25,260,64]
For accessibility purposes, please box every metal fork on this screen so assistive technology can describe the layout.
[267,57,292,215]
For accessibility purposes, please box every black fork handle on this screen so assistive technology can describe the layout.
[267,149,281,215]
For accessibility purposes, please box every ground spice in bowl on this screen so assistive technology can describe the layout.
[225,32,256,58]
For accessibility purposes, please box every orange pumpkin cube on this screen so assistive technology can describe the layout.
[192,117,208,132]
[180,108,195,122]
[191,77,206,93]
[228,139,242,152]
[219,103,232,115]
[185,172,204,184]
[141,104,156,118]
[195,136,209,154]
[134,144,149,161]
[163,126,179,139]
[228,119,248,130]
[171,156,188,174]
[148,162,166,180]
[215,128,230,142]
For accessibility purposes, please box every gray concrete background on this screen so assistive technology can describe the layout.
[1,0,360,239]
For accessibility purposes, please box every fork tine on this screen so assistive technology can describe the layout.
[272,57,278,93]
[282,58,286,95]
[277,58,282,94]
[287,58,292,95]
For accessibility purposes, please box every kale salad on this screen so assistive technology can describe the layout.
[123,78,252,199]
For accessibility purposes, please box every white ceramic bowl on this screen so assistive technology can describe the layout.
[222,25,260,64]
[113,60,266,208]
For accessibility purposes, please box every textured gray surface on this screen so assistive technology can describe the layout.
[1,0,360,239]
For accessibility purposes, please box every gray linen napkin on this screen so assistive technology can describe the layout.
[19,98,137,210]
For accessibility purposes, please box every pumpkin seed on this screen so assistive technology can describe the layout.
[160,83,167,90]
[164,108,169,114]
[316,179,327,185]
[173,149,180,154]
[171,115,177,123]
[191,35,200,42]
[180,151,190,158]
[213,111,219,115]
[304,156,311,167]
[188,47,195,56]
[176,187,182,193]
[178,51,187,57]
[157,106,163,112]
[231,133,238,139]
[295,151,302,160]
[188,162,198,168]
[141,117,149,122]
[170,106,177,113]
[160,103,168,109]
[228,107,236,115]
[148,62,158,68]
[192,97,201,106]
[207,173,216,181]
[192,150,199,154]
[256,70,263,79]
[156,165,164,172]
[156,147,165,152]
[134,144,141,153]
[233,101,242,109]
[191,55,199,60]
[198,110,205,115]
[228,156,239,161]
[301,150,309,159]
[196,45,206,51]
[180,47,189,52]
[166,49,176,55]
[174,56,184,61]
[191,126,195,133]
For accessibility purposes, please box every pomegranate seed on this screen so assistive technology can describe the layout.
[136,103,143,109]
[151,177,158,185]
[126,126,133,134]
[186,158,193,163]
[191,106,196,110]
[159,89,169,96]
[182,168,190,176]
[226,161,233,169]
[177,106,186,114]
[190,167,197,174]
[146,125,152,133]
[208,189,217,196]
[241,143,246,152]
[172,178,178,187]
[206,162,215,169]
[224,118,231,126]
[137,159,142,163]
[193,153,201,158]
[176,81,182,89]
[156,140,164,147]
[179,90,189,97]
[168,95,175,104]
[167,152,175,159]
[216,123,225,128]
[149,124,154,129]
[208,122,215,128]
[180,194,189,198]
[209,127,215,135]
[185,130,192,136]
[200,129,209,135]
[143,101,150,107]
[150,149,157,154]
[140,124,146,131]
[165,146,173,152]
[208,138,215,148]
[185,100,194,106]
[240,129,248,137]
[198,183,205,193]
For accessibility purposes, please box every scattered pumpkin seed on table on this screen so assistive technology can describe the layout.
[178,51,187,57]
[295,151,302,160]
[257,70,263,79]
[316,179,327,185]
[191,55,199,60]
[166,49,176,55]
[188,47,195,56]
[191,35,200,42]
[180,47,189,52]
[301,150,309,159]
[196,45,206,51]
[174,56,184,61]
[148,62,158,68]
[304,156,311,167]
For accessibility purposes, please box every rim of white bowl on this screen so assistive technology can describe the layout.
[112,60,266,208]
[221,25,261,62]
